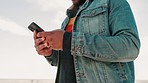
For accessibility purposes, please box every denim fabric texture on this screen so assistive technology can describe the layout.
[45,0,141,83]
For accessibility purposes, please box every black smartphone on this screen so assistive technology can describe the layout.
[28,22,44,33]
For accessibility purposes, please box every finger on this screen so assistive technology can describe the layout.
[35,37,45,47]
[37,31,51,38]
[34,30,37,40]
[48,41,53,47]
[37,31,47,38]
[44,42,48,47]
[44,49,53,56]
[37,43,47,51]
[38,48,52,55]
[43,35,53,45]
[37,49,46,55]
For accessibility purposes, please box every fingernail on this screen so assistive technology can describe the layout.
[37,34,39,37]
[37,33,40,37]
[44,42,48,46]
[41,37,45,41]
[34,30,36,33]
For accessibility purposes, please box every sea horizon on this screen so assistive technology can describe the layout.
[0,79,147,83]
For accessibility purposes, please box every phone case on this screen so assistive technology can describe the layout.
[28,22,44,32]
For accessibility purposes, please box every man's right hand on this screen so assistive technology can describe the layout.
[34,30,52,56]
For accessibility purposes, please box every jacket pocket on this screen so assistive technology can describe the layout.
[79,6,108,35]
[81,6,107,17]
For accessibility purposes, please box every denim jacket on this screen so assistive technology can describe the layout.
[45,0,140,83]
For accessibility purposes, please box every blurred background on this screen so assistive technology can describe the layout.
[0,0,147,82]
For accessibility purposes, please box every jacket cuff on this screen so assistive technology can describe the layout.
[63,32,72,51]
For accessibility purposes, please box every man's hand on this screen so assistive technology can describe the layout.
[37,29,65,51]
[34,30,52,56]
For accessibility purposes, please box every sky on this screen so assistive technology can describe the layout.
[0,0,148,80]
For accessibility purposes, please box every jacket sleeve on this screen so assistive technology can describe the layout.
[45,50,60,66]
[71,0,141,62]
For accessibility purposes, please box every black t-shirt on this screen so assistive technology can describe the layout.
[55,7,80,83]
[55,32,76,83]
[55,50,76,83]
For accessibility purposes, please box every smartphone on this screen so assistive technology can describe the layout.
[28,22,44,33]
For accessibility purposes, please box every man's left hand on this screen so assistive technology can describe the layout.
[37,29,65,51]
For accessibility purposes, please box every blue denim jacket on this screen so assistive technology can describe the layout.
[46,0,140,83]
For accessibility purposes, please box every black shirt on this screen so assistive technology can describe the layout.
[55,32,76,83]
[56,7,79,83]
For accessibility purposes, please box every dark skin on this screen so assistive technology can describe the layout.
[34,29,64,56]
[72,0,86,6]
[34,0,86,56]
